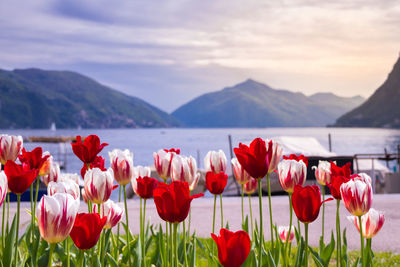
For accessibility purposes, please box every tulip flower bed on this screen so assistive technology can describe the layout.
[0,134,392,266]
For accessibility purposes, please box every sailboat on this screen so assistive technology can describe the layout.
[50,122,56,131]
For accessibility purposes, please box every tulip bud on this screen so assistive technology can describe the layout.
[131,165,151,193]
[347,208,384,239]
[0,134,23,165]
[278,226,295,243]
[340,179,373,216]
[231,158,252,185]
[205,171,227,195]
[211,228,251,267]
[39,152,53,176]
[171,155,200,191]
[70,213,107,250]
[48,180,80,200]
[36,193,79,244]
[109,149,134,186]
[134,176,158,199]
[41,161,60,186]
[204,150,227,174]
[153,149,175,180]
[266,139,283,174]
[0,171,8,207]
[93,200,124,229]
[84,168,114,204]
[277,159,307,193]
[312,160,331,186]
[243,178,258,195]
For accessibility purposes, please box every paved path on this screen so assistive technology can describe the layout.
[8,194,400,253]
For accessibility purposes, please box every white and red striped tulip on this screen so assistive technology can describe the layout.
[41,161,60,186]
[131,165,152,194]
[93,200,124,229]
[0,171,8,206]
[312,160,331,186]
[265,139,283,174]
[278,226,295,243]
[204,150,227,174]
[60,173,81,186]
[153,149,176,180]
[340,179,373,216]
[36,193,79,243]
[277,159,307,193]
[109,149,134,186]
[231,158,252,185]
[84,168,114,204]
[171,155,200,191]
[0,134,23,164]
[81,188,88,203]
[48,180,80,200]
[347,208,385,239]
[243,178,258,195]
[352,173,372,184]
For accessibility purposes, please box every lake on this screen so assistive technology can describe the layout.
[2,127,400,175]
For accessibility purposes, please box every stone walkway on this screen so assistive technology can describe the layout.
[8,194,400,253]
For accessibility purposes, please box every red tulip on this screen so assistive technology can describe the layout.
[153,181,203,223]
[234,138,282,179]
[283,154,308,166]
[4,161,38,195]
[71,135,108,164]
[331,162,351,179]
[18,147,50,172]
[134,176,158,199]
[80,155,106,178]
[211,228,251,267]
[292,185,333,223]
[69,213,107,250]
[205,171,228,195]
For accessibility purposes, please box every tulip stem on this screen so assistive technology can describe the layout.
[267,173,274,246]
[66,237,70,267]
[2,192,5,250]
[212,195,217,233]
[77,249,84,267]
[14,194,21,267]
[336,199,341,267]
[183,220,188,267]
[97,203,102,266]
[30,183,34,242]
[169,223,173,266]
[6,193,9,232]
[297,219,301,236]
[165,221,169,265]
[220,194,224,228]
[123,185,132,267]
[284,193,293,267]
[188,207,192,236]
[33,175,40,222]
[48,243,55,267]
[173,223,178,267]
[257,179,263,267]
[116,185,121,258]
[366,238,372,265]
[358,215,365,267]
[248,194,254,239]
[304,223,309,267]
[143,198,147,267]
[241,184,244,226]
[322,186,325,242]
[140,197,143,266]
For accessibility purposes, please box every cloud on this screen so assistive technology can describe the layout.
[0,0,399,112]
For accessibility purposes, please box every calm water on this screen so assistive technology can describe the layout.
[2,127,400,174]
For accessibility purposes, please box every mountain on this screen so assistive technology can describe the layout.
[335,56,400,128]
[171,79,365,127]
[0,68,180,129]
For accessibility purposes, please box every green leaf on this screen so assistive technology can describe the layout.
[309,247,325,267]
[294,237,304,267]
[242,215,249,233]
[106,253,119,267]
[3,214,17,267]
[320,231,335,265]
[267,250,276,267]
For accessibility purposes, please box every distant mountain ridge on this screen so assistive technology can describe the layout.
[0,68,180,129]
[172,79,365,127]
[335,56,400,128]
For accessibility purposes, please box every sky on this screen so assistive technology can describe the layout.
[0,0,399,112]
